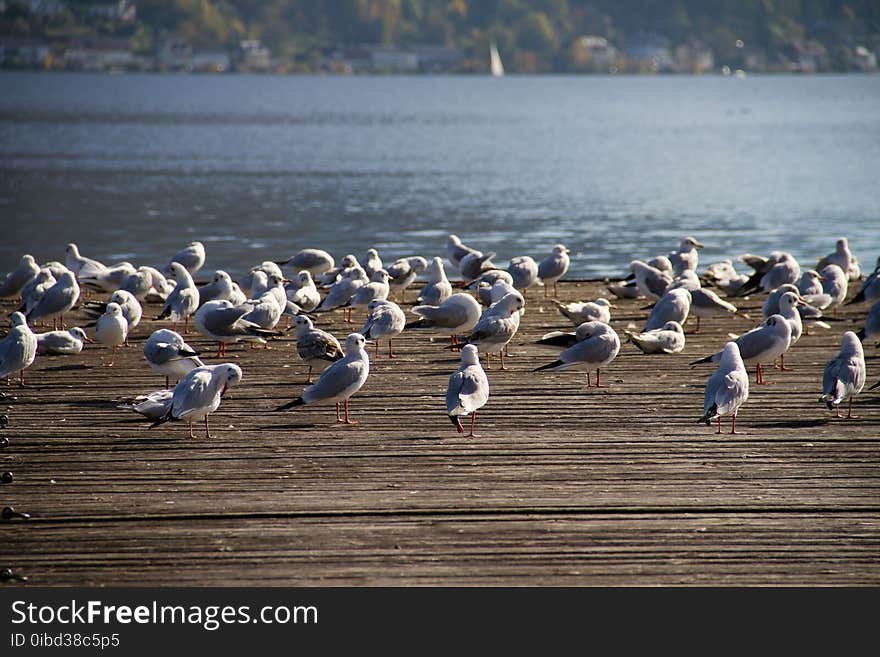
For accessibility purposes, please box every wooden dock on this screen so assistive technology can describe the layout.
[1,280,878,586]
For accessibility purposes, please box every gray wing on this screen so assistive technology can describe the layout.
[172,369,215,419]
[415,301,469,328]
[454,367,489,414]
[538,255,563,279]
[204,304,251,334]
[734,325,773,360]
[305,358,365,402]
[561,333,618,367]
[28,283,75,319]
[822,356,841,398]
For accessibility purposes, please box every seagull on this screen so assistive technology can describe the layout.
[241,292,284,335]
[458,292,523,370]
[362,248,384,278]
[668,236,704,275]
[446,344,490,437]
[349,269,391,312]
[690,314,792,385]
[197,270,236,306]
[290,315,342,383]
[143,328,203,388]
[314,266,368,322]
[36,326,91,355]
[644,288,691,332]
[150,363,243,438]
[0,254,40,300]
[406,292,482,349]
[163,241,206,276]
[459,250,497,282]
[275,333,370,425]
[240,262,283,298]
[25,271,80,330]
[736,251,800,296]
[386,256,428,303]
[285,270,322,312]
[623,321,686,354]
[817,238,856,280]
[468,270,514,305]
[118,389,173,421]
[194,300,283,357]
[775,291,804,371]
[276,248,335,276]
[78,261,137,294]
[416,257,452,306]
[0,312,37,386]
[855,299,880,344]
[83,289,143,335]
[118,269,154,301]
[447,234,479,268]
[629,260,673,300]
[552,297,614,326]
[820,331,866,419]
[156,262,200,332]
[506,256,539,294]
[698,342,749,434]
[138,266,174,301]
[94,302,128,367]
[537,244,571,298]
[686,288,739,333]
[702,260,749,296]
[795,270,825,297]
[317,254,360,288]
[64,243,106,278]
[360,299,405,358]
[533,320,620,388]
[18,269,56,317]
[820,264,848,315]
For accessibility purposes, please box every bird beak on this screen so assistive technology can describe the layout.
[84,336,94,344]
[609,304,619,310]
[694,241,705,249]
[282,278,292,284]
[818,276,826,282]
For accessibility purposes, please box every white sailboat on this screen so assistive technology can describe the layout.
[489,41,504,77]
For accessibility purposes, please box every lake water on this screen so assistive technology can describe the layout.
[1,72,878,279]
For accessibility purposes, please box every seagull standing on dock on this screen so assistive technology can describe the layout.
[94,302,128,367]
[157,262,200,332]
[629,260,673,300]
[847,258,880,306]
[820,264,848,315]
[698,342,749,434]
[820,331,866,419]
[163,241,206,276]
[533,320,620,388]
[447,234,479,268]
[623,321,686,354]
[291,315,343,383]
[537,244,570,298]
[506,255,539,294]
[0,312,37,386]
[690,314,792,385]
[275,333,371,425]
[151,363,243,439]
[25,271,80,330]
[643,288,691,331]
[446,344,490,438]
[143,328,203,388]
[856,300,880,344]
[64,243,105,278]
[668,237,704,275]
[459,292,523,370]
[552,297,614,326]
[360,299,406,358]
[0,254,40,300]
[194,300,282,356]
[417,257,452,306]
[285,271,322,312]
[407,292,482,349]
[276,248,335,276]
[386,256,428,303]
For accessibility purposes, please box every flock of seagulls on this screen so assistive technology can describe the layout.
[0,234,878,439]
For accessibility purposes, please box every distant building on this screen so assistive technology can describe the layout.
[238,40,271,72]
[191,51,230,73]
[370,47,418,72]
[673,42,714,74]
[853,45,877,72]
[86,1,136,23]
[410,44,462,72]
[793,40,827,73]
[0,37,51,68]
[572,36,619,72]
[64,37,134,71]
[626,32,674,72]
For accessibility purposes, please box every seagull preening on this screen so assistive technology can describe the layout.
[820,331,866,419]
[150,363,243,439]
[534,320,620,388]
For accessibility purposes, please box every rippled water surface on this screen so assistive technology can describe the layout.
[1,72,878,278]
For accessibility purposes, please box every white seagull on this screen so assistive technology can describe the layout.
[446,344,490,438]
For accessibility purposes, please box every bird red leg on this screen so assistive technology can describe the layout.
[594,369,607,388]
[730,413,740,435]
[553,281,559,298]
[109,345,118,367]
[188,421,195,439]
[485,353,492,370]
[756,362,773,385]
[834,405,841,418]
[165,376,170,389]
[184,317,190,333]
[467,411,478,438]
[499,350,508,370]
[847,398,858,419]
[388,338,396,358]
[586,371,592,387]
[779,353,792,371]
[342,399,358,425]
[306,366,314,384]
[716,415,722,434]
[375,340,379,359]
[60,315,65,330]
[204,416,212,439]
[695,316,701,333]
[19,369,26,387]
[335,402,341,423]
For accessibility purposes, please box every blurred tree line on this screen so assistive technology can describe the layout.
[3,0,879,71]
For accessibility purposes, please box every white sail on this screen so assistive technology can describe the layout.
[490,41,504,77]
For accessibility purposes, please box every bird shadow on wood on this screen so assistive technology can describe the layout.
[41,363,91,372]
[67,400,119,409]
[258,423,317,430]
[748,419,829,429]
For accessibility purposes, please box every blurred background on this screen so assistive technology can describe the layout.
[1,1,879,277]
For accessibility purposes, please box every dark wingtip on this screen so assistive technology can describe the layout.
[856,328,866,341]
[534,360,563,372]
[868,380,880,391]
[449,415,464,432]
[689,356,712,368]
